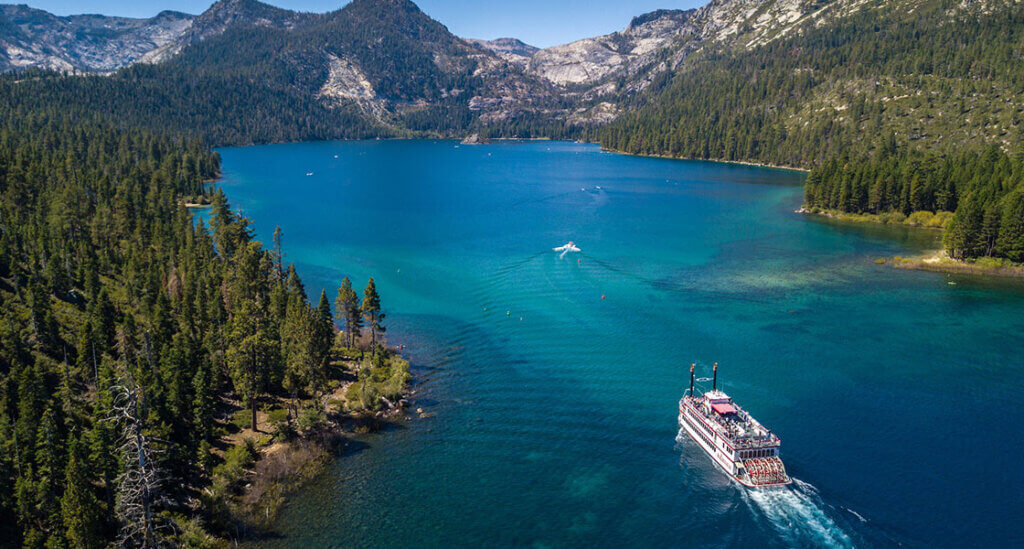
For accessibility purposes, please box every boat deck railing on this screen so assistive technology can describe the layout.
[684,396,780,449]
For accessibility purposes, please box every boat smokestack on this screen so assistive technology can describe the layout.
[689,363,695,396]
[713,362,718,391]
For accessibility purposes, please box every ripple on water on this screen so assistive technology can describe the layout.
[219,140,1024,548]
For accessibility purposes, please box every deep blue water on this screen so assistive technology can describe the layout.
[216,140,1024,548]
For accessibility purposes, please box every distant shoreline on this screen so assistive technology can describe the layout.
[796,207,952,230]
[601,147,810,173]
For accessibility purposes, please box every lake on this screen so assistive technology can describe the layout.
[216,140,1024,547]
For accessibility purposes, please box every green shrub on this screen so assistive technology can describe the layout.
[212,440,256,494]
[974,256,1010,269]
[273,420,297,442]
[266,407,289,425]
[229,409,251,431]
[345,381,380,411]
[906,210,935,226]
[878,211,907,224]
[929,211,955,228]
[296,407,326,432]
[170,514,226,548]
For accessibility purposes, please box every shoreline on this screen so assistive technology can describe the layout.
[796,207,952,230]
[602,147,810,173]
[211,135,807,173]
[796,209,1024,278]
[878,251,1024,278]
[218,343,413,541]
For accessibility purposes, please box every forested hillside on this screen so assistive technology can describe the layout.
[0,103,399,544]
[0,0,566,146]
[601,0,1024,262]
[602,0,1024,164]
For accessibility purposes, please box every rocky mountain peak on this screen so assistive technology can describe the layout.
[190,0,303,31]
[137,0,308,64]
[0,3,196,71]
[465,37,538,69]
[627,9,692,32]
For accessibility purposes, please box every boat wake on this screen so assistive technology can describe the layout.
[740,478,854,548]
[676,429,857,547]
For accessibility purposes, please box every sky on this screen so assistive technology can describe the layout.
[19,0,705,48]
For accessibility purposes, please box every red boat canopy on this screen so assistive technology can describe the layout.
[711,402,737,415]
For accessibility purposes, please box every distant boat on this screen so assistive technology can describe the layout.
[306,172,314,176]
[553,241,581,259]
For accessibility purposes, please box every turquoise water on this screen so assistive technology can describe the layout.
[217,140,1024,548]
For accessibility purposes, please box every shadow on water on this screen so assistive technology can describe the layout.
[802,213,942,251]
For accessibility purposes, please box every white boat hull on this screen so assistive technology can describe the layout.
[679,403,790,488]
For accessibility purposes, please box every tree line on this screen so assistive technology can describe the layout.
[806,146,1024,262]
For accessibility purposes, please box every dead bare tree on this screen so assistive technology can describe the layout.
[109,379,171,548]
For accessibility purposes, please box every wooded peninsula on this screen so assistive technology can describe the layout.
[0,112,409,546]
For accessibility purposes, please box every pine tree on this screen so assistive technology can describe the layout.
[281,297,313,409]
[226,298,276,432]
[89,358,119,516]
[361,278,385,356]
[33,406,65,544]
[335,276,362,349]
[61,433,103,549]
[996,189,1024,262]
[312,290,334,397]
[191,360,214,468]
[272,226,285,278]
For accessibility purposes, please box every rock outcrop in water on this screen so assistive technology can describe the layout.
[460,133,490,145]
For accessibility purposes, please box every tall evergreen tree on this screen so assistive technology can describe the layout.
[311,290,334,397]
[335,276,362,349]
[61,433,103,549]
[361,278,385,356]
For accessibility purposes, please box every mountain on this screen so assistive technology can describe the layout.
[0,4,193,71]
[0,0,571,144]
[600,0,1024,166]
[527,9,694,88]
[465,37,538,69]
[1,0,1021,159]
[140,0,309,63]
[0,0,880,129]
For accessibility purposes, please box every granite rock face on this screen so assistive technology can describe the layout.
[464,37,539,69]
[0,5,194,71]
[527,9,694,87]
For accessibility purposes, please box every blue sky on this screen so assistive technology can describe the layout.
[22,0,705,48]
